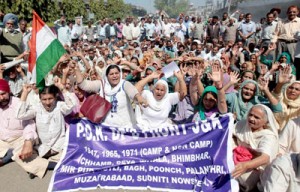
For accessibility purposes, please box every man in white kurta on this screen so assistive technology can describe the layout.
[0,79,48,178]
[175,18,187,43]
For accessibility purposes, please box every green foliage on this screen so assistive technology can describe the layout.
[89,0,131,20]
[105,0,131,19]
[60,0,87,22]
[0,0,12,13]
[89,0,107,20]
[154,0,189,18]
[1,0,134,22]
[0,0,60,22]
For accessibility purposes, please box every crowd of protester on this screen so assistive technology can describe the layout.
[0,5,300,191]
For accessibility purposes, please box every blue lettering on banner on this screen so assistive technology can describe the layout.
[48,114,236,192]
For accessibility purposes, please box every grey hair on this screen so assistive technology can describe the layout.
[252,105,269,125]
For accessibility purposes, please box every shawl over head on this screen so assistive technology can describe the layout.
[283,81,300,108]
[235,80,260,121]
[196,86,218,121]
[235,104,279,155]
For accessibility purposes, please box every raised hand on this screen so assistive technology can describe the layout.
[150,71,161,79]
[258,77,269,92]
[174,70,184,81]
[271,62,280,71]
[22,84,33,94]
[229,71,240,84]
[15,64,23,73]
[195,66,204,78]
[180,63,188,76]
[0,64,6,75]
[60,54,70,63]
[255,47,265,57]
[53,77,64,91]
[208,65,222,83]
[71,51,84,58]
[62,66,70,75]
[278,66,292,84]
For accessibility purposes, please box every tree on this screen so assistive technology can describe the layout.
[0,0,60,22]
[61,0,87,22]
[89,0,107,21]
[154,0,189,18]
[105,0,131,19]
[0,0,13,14]
[89,0,131,20]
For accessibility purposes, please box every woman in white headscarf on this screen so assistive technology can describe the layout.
[273,67,300,130]
[135,71,187,130]
[75,64,147,128]
[232,104,279,192]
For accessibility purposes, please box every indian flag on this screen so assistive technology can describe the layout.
[28,11,66,88]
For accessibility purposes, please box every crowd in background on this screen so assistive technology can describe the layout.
[0,5,300,191]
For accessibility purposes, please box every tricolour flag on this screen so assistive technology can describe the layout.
[28,11,66,88]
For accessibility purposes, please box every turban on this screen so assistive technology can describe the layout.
[0,79,10,93]
[3,13,18,28]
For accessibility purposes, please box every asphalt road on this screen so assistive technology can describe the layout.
[0,162,53,192]
[0,162,156,192]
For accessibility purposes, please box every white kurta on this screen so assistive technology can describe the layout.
[259,153,300,192]
[175,23,187,43]
[16,92,76,157]
[136,90,179,130]
[279,118,300,154]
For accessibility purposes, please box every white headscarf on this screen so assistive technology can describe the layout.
[103,64,125,96]
[283,81,300,108]
[148,79,169,111]
[235,104,279,152]
[135,79,170,130]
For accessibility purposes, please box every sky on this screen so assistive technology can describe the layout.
[124,0,207,13]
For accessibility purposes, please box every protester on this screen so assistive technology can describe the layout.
[54,15,71,46]
[16,78,76,177]
[0,5,300,188]
[273,68,300,130]
[190,65,227,121]
[0,13,23,63]
[225,78,282,121]
[278,117,300,154]
[71,17,84,43]
[232,104,279,191]
[2,64,27,97]
[135,70,187,130]
[0,79,48,178]
[271,5,300,78]
[75,64,147,128]
[259,153,300,192]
